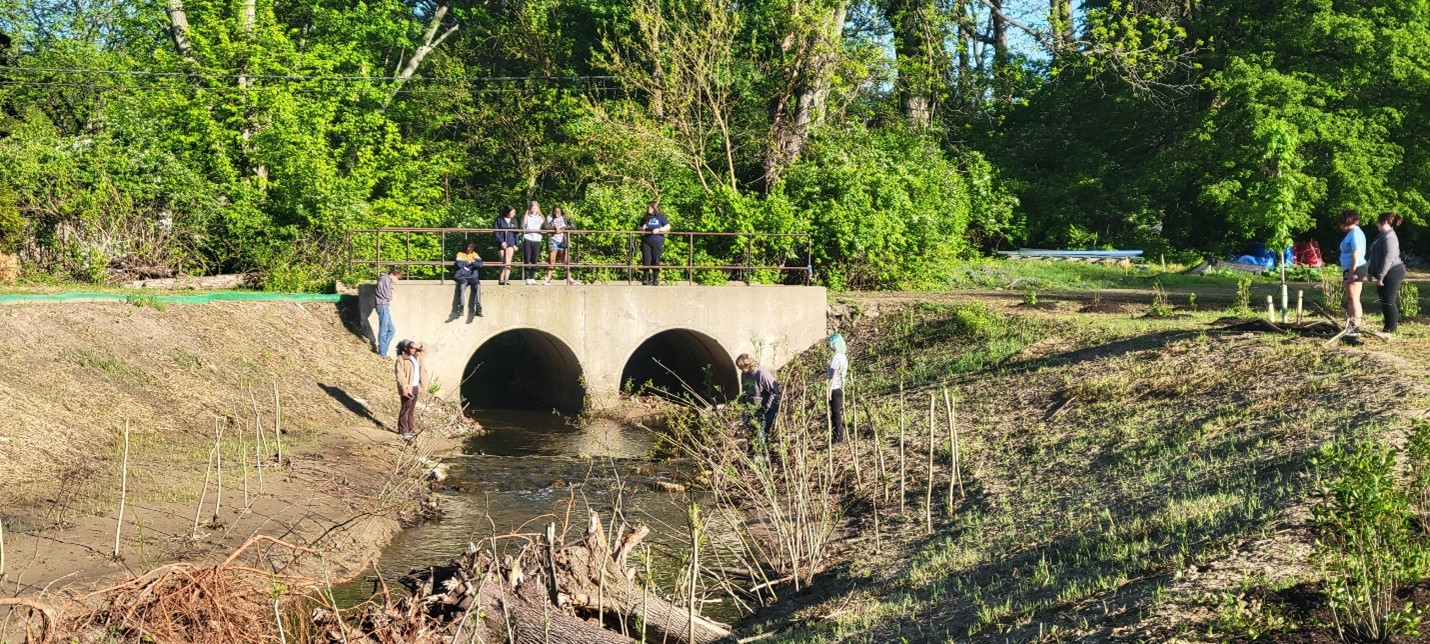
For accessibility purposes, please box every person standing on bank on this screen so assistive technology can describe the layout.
[521,201,545,285]
[494,206,519,285]
[375,266,400,358]
[737,354,781,445]
[544,205,580,286]
[827,333,849,444]
[1367,212,1406,335]
[1339,210,1369,332]
[639,201,670,285]
[394,340,429,439]
[449,240,483,322]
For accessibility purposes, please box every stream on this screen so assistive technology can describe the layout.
[333,408,743,621]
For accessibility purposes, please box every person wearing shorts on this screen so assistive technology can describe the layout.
[544,206,580,285]
[1338,210,1368,331]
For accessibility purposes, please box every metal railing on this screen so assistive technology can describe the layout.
[348,227,814,285]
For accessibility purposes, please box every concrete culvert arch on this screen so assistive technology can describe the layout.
[620,329,738,403]
[462,329,584,413]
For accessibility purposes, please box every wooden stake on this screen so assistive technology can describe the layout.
[1297,290,1304,325]
[212,418,224,525]
[273,381,283,467]
[193,438,215,538]
[943,389,963,516]
[113,420,130,560]
[254,414,265,495]
[898,384,907,517]
[925,392,935,535]
[874,403,889,503]
[240,420,250,510]
[0,498,6,579]
[850,382,863,489]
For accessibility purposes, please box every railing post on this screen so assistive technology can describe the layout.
[439,231,445,285]
[627,232,634,285]
[375,230,382,278]
[807,235,814,285]
[688,232,694,285]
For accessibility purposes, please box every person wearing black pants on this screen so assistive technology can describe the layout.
[1368,212,1406,334]
[639,201,670,285]
[521,201,545,285]
[449,241,482,321]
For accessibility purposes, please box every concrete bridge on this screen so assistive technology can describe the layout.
[359,282,828,411]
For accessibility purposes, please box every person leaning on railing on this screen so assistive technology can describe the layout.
[544,205,580,286]
[639,201,671,285]
[521,201,546,285]
[494,205,519,285]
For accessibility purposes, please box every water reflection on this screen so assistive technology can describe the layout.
[333,409,737,620]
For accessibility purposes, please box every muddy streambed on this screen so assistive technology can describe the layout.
[333,408,743,621]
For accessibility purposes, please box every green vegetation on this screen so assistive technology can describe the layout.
[2,1,1424,289]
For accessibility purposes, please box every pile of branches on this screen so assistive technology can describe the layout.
[316,511,736,644]
[2,536,325,644]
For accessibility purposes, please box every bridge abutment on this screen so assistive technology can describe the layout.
[358,282,828,411]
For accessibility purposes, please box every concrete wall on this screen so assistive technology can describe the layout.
[359,281,828,409]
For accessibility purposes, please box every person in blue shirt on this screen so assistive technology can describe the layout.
[639,201,671,285]
[1338,210,1369,331]
[493,205,519,285]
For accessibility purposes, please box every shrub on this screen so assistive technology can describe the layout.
[1400,283,1421,319]
[1311,439,1425,641]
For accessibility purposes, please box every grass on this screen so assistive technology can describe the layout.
[741,292,1413,642]
[61,348,150,384]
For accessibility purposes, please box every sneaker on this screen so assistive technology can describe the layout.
[526,278,536,285]
[567,278,581,285]
[543,279,552,286]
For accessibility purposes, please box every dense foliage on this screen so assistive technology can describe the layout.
[0,0,1423,289]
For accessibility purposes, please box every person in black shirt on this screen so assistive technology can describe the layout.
[737,353,781,446]
[493,206,519,285]
[639,201,671,285]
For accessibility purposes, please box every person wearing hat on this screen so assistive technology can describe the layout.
[394,339,430,438]
[827,333,849,444]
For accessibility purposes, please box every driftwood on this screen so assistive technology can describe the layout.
[122,274,254,290]
[322,511,735,644]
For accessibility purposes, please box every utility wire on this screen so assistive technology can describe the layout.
[0,65,617,84]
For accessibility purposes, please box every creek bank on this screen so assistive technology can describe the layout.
[0,300,470,605]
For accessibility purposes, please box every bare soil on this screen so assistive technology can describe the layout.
[0,300,455,604]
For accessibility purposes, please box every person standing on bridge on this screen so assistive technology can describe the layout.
[375,265,400,358]
[494,206,519,285]
[544,205,580,286]
[639,201,670,285]
[450,240,483,321]
[394,340,430,439]
[737,354,781,447]
[521,201,546,285]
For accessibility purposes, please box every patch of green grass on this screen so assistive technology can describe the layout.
[62,348,150,384]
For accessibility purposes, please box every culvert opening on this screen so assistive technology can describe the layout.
[620,329,738,403]
[462,329,584,413]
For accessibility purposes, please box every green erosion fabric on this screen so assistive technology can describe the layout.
[0,292,345,305]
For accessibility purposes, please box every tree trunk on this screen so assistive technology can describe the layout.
[165,0,196,60]
[237,0,267,184]
[764,2,847,191]
[990,0,1008,67]
[387,5,458,104]
[883,0,944,129]
[1049,0,1075,54]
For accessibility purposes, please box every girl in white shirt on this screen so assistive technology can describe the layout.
[828,333,848,443]
[521,201,545,285]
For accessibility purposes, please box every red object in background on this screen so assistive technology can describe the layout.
[1294,240,1324,267]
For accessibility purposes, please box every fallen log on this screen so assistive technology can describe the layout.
[328,511,736,644]
[121,274,254,290]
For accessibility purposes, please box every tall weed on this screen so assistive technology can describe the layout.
[1311,439,1425,641]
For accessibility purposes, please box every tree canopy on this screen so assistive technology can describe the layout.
[0,0,1423,289]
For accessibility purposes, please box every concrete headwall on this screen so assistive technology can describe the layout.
[359,281,828,409]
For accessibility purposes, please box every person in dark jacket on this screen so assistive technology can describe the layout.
[494,206,519,285]
[737,353,781,445]
[639,201,670,285]
[1367,212,1406,334]
[449,240,483,321]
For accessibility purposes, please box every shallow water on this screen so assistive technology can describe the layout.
[332,409,737,620]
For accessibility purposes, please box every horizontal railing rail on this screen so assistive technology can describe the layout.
[348,227,814,285]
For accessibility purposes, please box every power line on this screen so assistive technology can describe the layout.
[0,65,617,84]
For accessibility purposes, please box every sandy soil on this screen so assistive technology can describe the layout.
[0,299,460,605]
